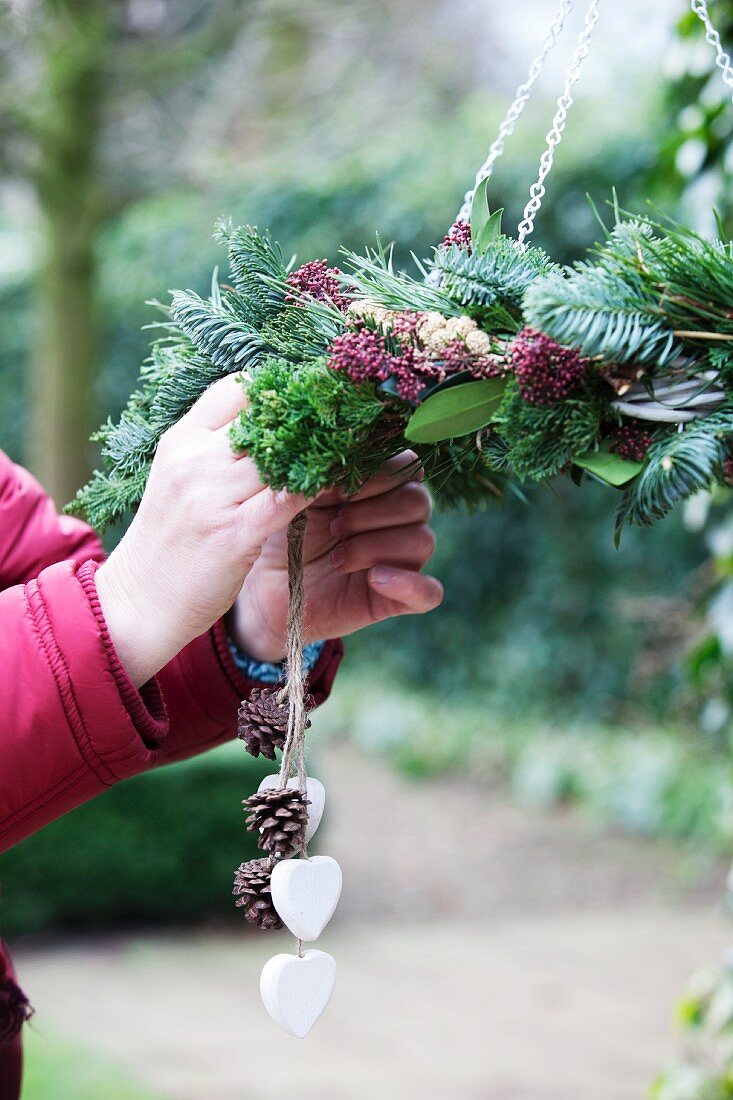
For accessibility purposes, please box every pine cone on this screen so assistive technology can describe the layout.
[237,688,289,760]
[243,786,309,858]
[0,978,33,1044]
[237,688,313,760]
[232,857,283,930]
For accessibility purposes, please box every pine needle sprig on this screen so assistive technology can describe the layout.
[260,298,345,364]
[494,378,604,480]
[66,465,152,529]
[340,242,460,316]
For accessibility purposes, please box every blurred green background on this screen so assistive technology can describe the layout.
[2,2,733,1096]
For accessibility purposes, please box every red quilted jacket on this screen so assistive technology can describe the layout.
[0,450,342,1098]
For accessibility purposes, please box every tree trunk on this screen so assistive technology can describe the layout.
[30,1,108,507]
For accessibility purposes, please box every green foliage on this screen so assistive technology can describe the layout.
[573,444,643,487]
[169,289,265,371]
[259,299,344,363]
[229,356,396,496]
[22,1028,163,1100]
[494,378,604,480]
[418,439,506,511]
[651,958,733,1099]
[214,220,289,324]
[525,264,677,366]
[0,748,272,935]
[617,404,733,530]
[432,236,556,332]
[527,214,733,370]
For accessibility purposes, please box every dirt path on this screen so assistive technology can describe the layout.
[17,743,732,1099]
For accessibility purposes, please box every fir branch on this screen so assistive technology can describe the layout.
[430,238,557,329]
[213,221,289,326]
[260,299,345,364]
[93,412,157,479]
[616,403,733,529]
[419,439,506,511]
[66,465,151,530]
[524,265,680,365]
[148,352,230,435]
[494,378,604,480]
[170,289,266,371]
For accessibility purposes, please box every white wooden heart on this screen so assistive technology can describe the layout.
[260,949,337,1038]
[270,855,342,941]
[258,775,325,843]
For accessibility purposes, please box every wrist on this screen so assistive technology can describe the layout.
[227,598,287,664]
[96,542,186,688]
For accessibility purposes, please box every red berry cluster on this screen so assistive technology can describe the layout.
[511,327,587,406]
[724,456,733,487]
[441,220,472,251]
[285,259,350,312]
[328,325,395,384]
[609,423,652,463]
[440,338,502,379]
[328,322,444,402]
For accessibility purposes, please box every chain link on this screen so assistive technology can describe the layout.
[690,0,733,100]
[516,0,601,247]
[455,0,575,225]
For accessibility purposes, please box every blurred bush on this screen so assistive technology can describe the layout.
[0,747,273,937]
[322,674,733,853]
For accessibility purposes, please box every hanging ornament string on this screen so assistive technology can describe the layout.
[277,511,309,804]
[691,0,733,101]
[516,0,601,247]
[454,0,575,226]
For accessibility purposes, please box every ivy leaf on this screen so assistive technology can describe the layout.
[405,379,506,443]
[573,443,644,487]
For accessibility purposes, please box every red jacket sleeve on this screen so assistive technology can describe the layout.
[0,454,343,852]
[0,455,103,583]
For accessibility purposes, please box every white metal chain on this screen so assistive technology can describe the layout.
[455,0,575,225]
[516,0,601,246]
[690,0,733,101]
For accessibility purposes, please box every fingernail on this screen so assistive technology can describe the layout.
[370,566,394,585]
[330,545,346,568]
[330,511,345,537]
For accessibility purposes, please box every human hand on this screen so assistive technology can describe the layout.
[228,452,444,662]
[96,376,308,687]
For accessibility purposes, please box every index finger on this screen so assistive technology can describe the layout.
[317,451,424,507]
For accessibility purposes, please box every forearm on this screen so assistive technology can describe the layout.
[0,560,166,852]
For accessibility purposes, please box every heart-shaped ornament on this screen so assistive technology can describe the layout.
[270,855,342,941]
[258,775,325,843]
[260,949,337,1038]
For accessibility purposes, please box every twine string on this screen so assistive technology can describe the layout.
[277,511,309,790]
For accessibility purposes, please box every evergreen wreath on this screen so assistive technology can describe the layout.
[69,183,733,537]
